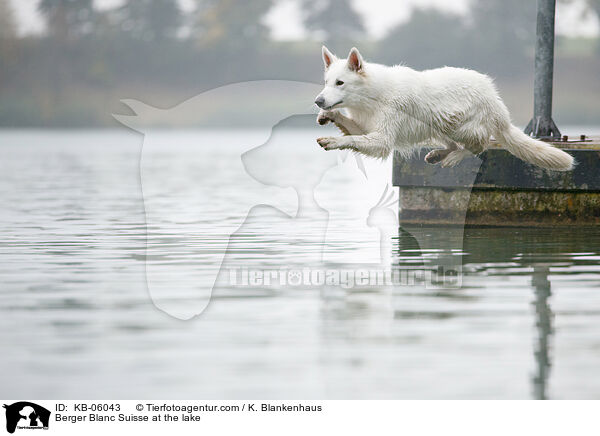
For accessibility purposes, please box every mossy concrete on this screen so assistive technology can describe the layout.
[399,187,600,226]
[393,138,600,226]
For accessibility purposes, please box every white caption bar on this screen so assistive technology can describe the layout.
[1,400,598,435]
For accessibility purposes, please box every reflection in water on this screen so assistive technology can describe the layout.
[396,226,599,399]
[1,131,600,399]
[532,266,552,400]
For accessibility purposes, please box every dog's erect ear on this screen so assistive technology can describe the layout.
[322,45,336,69]
[347,47,363,72]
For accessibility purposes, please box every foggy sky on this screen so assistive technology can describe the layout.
[8,0,600,39]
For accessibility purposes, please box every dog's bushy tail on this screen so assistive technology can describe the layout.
[495,125,574,171]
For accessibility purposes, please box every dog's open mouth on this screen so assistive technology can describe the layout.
[324,100,343,110]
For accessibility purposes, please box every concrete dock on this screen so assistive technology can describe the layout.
[392,137,600,226]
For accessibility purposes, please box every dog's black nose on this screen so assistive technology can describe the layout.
[314,96,325,108]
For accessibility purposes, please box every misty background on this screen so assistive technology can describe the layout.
[0,0,599,128]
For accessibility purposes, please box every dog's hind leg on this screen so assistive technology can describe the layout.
[440,148,472,168]
[424,140,459,165]
[437,134,489,167]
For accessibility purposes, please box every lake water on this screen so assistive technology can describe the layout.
[1,128,600,399]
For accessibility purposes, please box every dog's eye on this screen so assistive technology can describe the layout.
[335,80,344,86]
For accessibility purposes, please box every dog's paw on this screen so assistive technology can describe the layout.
[424,149,446,165]
[317,114,331,126]
[316,136,340,150]
[316,110,336,126]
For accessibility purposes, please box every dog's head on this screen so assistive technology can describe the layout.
[314,46,366,111]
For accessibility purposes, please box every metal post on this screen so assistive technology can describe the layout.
[524,0,561,139]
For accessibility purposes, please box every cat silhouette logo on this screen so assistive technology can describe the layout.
[3,402,50,433]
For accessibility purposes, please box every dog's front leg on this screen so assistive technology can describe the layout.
[317,110,365,135]
[317,132,391,159]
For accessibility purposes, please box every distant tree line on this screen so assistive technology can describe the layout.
[0,0,598,126]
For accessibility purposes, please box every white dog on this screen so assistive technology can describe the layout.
[315,46,573,171]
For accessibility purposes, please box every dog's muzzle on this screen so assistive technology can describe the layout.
[314,96,326,109]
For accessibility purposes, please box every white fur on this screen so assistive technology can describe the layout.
[315,47,574,171]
